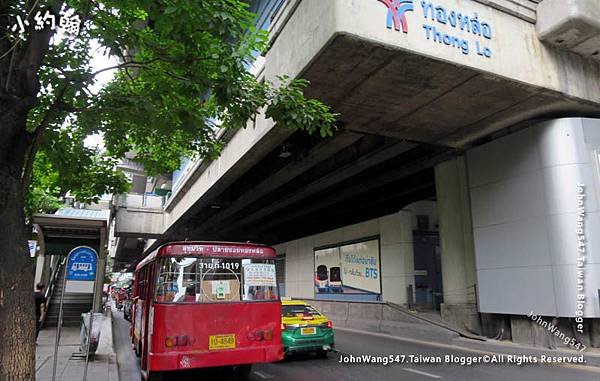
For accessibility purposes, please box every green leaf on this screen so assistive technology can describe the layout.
[21,0,336,215]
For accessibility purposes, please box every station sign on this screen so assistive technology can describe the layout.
[377,0,494,58]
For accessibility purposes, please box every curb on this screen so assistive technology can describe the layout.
[97,309,119,381]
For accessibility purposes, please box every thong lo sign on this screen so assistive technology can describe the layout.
[378,0,493,58]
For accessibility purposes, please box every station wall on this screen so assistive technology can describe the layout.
[274,210,419,305]
[467,118,600,318]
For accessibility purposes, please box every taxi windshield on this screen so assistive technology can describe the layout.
[282,305,322,318]
[155,257,279,303]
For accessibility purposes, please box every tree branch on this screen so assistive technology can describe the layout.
[90,58,161,77]
[21,81,69,195]
[14,0,63,96]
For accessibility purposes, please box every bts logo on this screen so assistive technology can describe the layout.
[378,0,414,33]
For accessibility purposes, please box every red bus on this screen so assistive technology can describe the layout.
[130,241,283,380]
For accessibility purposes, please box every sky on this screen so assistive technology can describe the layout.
[83,40,119,149]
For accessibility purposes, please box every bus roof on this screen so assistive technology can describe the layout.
[135,241,276,271]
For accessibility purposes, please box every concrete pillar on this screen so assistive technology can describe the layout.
[380,211,414,306]
[33,224,49,288]
[93,228,108,312]
[435,156,480,331]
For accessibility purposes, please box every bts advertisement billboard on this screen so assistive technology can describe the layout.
[314,239,380,295]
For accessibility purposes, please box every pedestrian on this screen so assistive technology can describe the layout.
[35,283,46,341]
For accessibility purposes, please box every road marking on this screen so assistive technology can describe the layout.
[253,370,274,379]
[404,368,441,379]
[335,327,600,374]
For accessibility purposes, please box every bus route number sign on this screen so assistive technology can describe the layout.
[209,334,236,350]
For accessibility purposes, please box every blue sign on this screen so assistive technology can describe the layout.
[66,246,98,281]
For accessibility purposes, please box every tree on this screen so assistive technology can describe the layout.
[0,0,336,378]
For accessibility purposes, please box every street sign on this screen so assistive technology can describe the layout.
[65,246,98,293]
[66,246,97,281]
[53,246,100,381]
[28,240,38,257]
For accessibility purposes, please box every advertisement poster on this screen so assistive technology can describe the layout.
[314,239,380,295]
[340,240,381,294]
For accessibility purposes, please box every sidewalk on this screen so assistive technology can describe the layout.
[310,299,600,368]
[36,312,118,381]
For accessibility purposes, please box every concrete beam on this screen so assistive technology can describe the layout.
[260,180,435,243]
[113,208,164,238]
[162,123,292,237]
[189,131,363,234]
[218,148,450,237]
[203,141,418,235]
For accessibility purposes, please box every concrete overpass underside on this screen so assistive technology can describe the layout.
[158,65,598,248]
[302,33,600,148]
[175,133,448,244]
[112,237,144,271]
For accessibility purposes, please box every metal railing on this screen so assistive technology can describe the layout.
[41,257,66,328]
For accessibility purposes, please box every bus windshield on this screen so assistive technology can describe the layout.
[154,257,279,303]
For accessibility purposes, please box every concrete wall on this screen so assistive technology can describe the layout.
[472,0,538,23]
[307,299,459,343]
[404,200,439,231]
[467,118,600,318]
[435,157,478,305]
[274,211,416,305]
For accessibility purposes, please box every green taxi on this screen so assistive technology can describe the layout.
[280,300,335,357]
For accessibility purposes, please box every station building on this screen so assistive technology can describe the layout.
[111,0,600,347]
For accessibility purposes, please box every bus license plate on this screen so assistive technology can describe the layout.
[301,327,316,335]
[209,334,236,350]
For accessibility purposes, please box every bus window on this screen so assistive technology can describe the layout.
[200,259,241,302]
[154,257,279,303]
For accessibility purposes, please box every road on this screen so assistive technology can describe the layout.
[112,309,598,381]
